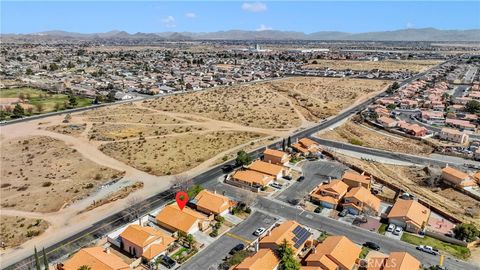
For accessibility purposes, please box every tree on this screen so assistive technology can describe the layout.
[453,223,479,242]
[0,110,9,120]
[282,138,286,151]
[386,104,396,111]
[53,102,61,111]
[42,248,49,269]
[12,104,25,118]
[235,150,252,166]
[34,103,44,113]
[278,239,300,270]
[287,136,292,147]
[68,95,78,108]
[34,246,41,270]
[107,91,116,103]
[49,63,59,71]
[77,266,91,270]
[67,61,75,69]
[465,100,480,114]
[26,68,33,75]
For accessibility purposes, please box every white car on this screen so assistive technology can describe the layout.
[393,226,403,235]
[416,245,439,255]
[253,227,266,236]
[387,224,396,232]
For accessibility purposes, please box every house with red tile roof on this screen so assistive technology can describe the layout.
[309,180,349,209]
[377,116,397,128]
[387,199,430,233]
[342,186,381,216]
[259,220,312,255]
[441,166,477,187]
[248,160,286,180]
[305,235,361,270]
[439,128,469,145]
[445,118,476,131]
[192,189,234,216]
[60,247,131,270]
[155,204,212,234]
[291,138,321,155]
[234,249,280,270]
[263,148,290,165]
[119,224,175,262]
[366,251,421,270]
[341,171,372,190]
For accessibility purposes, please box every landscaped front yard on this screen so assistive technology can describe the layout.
[401,233,471,259]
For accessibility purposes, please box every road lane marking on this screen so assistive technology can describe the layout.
[225,232,251,245]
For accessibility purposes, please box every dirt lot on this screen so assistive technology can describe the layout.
[0,216,49,248]
[45,123,87,137]
[88,123,205,141]
[319,119,434,155]
[99,131,265,176]
[334,154,480,226]
[303,59,442,72]
[0,136,124,212]
[144,77,390,126]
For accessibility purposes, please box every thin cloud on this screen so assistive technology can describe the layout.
[162,16,176,28]
[242,2,267,12]
[185,12,197,19]
[257,24,272,31]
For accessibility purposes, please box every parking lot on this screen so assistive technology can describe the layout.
[276,160,348,203]
[179,211,278,270]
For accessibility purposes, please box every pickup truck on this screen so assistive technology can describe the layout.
[416,245,439,255]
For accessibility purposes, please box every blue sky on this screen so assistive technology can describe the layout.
[2,1,479,34]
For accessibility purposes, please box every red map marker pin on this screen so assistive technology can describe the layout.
[175,191,189,211]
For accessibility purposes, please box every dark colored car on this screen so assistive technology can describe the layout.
[363,241,380,251]
[338,209,348,217]
[297,176,305,182]
[221,164,235,173]
[288,198,300,205]
[306,156,319,161]
[229,243,245,255]
[283,175,293,180]
[314,206,322,213]
[160,255,176,269]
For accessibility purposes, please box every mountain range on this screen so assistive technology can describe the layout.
[3,28,480,42]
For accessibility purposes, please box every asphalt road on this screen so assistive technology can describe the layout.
[255,197,479,270]
[3,61,453,268]
[179,212,278,270]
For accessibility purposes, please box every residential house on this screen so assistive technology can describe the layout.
[439,128,469,145]
[377,116,397,128]
[259,220,312,255]
[231,169,274,187]
[155,204,211,234]
[119,224,175,262]
[387,199,430,233]
[341,171,372,190]
[441,166,477,187]
[234,249,280,270]
[291,138,321,155]
[420,111,445,124]
[397,121,428,137]
[310,180,349,209]
[191,189,233,216]
[342,187,381,216]
[248,160,286,180]
[263,149,290,165]
[366,252,421,270]
[60,247,131,270]
[445,119,476,131]
[305,235,361,270]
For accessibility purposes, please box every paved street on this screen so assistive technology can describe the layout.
[180,211,278,270]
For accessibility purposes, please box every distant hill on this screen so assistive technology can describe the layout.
[3,28,480,42]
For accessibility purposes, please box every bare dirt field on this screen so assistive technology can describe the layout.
[99,131,264,176]
[334,154,480,226]
[144,77,390,125]
[0,216,49,248]
[303,59,442,72]
[0,136,124,212]
[319,119,434,155]
[88,123,205,141]
[45,123,87,137]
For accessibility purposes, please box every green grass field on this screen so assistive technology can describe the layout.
[0,87,92,118]
[401,233,470,259]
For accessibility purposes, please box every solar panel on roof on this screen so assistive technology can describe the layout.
[291,225,311,249]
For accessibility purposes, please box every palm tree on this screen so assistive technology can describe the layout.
[42,248,49,269]
[34,246,41,270]
[77,265,91,270]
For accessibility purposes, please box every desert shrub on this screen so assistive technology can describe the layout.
[41,182,52,187]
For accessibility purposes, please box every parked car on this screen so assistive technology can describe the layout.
[393,226,403,235]
[387,224,396,232]
[297,176,305,182]
[229,243,245,255]
[221,164,235,173]
[288,198,300,206]
[253,227,266,236]
[270,182,283,189]
[338,209,348,217]
[159,255,176,269]
[314,206,323,213]
[416,245,439,255]
[283,175,292,180]
[363,241,380,251]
